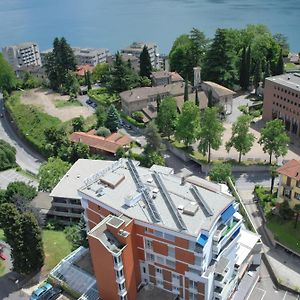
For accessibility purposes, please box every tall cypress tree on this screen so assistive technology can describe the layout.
[105,105,120,132]
[139,45,152,78]
[254,60,262,94]
[195,89,199,107]
[263,61,271,87]
[239,46,247,90]
[245,46,251,89]
[156,94,161,112]
[184,76,189,102]
[276,48,284,75]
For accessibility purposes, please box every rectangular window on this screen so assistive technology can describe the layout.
[156,255,164,265]
[168,246,175,258]
[195,256,202,266]
[146,252,155,262]
[154,230,163,238]
[145,239,153,250]
[188,240,195,251]
[164,233,175,242]
[118,282,125,291]
[166,259,176,268]
[157,279,163,287]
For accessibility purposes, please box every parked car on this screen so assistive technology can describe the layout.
[91,102,97,108]
[40,287,62,300]
[30,283,53,300]
[86,99,92,105]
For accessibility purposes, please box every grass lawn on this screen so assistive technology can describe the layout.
[285,63,299,71]
[88,88,119,106]
[55,99,82,108]
[42,230,72,272]
[267,215,300,254]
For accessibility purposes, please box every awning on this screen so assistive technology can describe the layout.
[221,204,235,223]
[197,234,208,247]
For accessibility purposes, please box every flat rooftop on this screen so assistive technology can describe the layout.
[79,159,234,236]
[266,73,300,91]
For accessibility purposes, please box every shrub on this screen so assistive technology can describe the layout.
[0,139,16,171]
[96,127,111,137]
[132,111,144,123]
[209,163,233,183]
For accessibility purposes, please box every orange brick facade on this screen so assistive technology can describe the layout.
[86,199,207,300]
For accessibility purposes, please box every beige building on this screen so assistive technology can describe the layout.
[107,53,140,72]
[151,71,183,86]
[262,73,300,136]
[2,42,41,69]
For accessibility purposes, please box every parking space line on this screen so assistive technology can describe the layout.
[256,287,266,300]
[282,291,287,300]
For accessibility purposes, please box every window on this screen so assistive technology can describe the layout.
[157,279,163,287]
[188,240,195,251]
[116,269,124,278]
[156,256,164,265]
[168,246,175,258]
[118,282,125,291]
[156,267,162,275]
[189,280,197,289]
[166,259,176,268]
[295,192,300,200]
[146,252,155,262]
[154,230,163,238]
[173,286,180,294]
[189,292,198,300]
[145,239,153,250]
[195,256,202,266]
[114,256,121,265]
[120,296,127,300]
[164,233,175,242]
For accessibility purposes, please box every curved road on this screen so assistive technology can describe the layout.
[0,94,44,174]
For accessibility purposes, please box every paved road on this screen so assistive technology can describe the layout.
[0,169,38,189]
[0,94,44,174]
[248,261,299,300]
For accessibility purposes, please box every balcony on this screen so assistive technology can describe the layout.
[114,260,124,271]
[116,275,125,284]
[213,223,227,242]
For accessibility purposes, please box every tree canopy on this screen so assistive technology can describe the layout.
[105,105,120,132]
[175,101,200,146]
[198,108,224,163]
[208,163,232,183]
[225,115,255,163]
[38,157,71,191]
[0,53,17,93]
[5,181,37,203]
[258,119,289,164]
[144,121,164,153]
[139,46,152,78]
[156,97,178,139]
[44,37,77,92]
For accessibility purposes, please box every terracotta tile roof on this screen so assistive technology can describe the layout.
[202,81,236,97]
[76,64,94,76]
[70,132,131,154]
[170,72,184,83]
[277,159,300,180]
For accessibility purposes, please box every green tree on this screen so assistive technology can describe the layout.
[67,142,90,164]
[65,71,80,97]
[139,76,151,87]
[156,97,178,139]
[279,200,293,220]
[95,106,107,128]
[273,33,289,57]
[195,89,199,107]
[270,165,278,194]
[225,115,255,163]
[38,157,71,191]
[44,126,68,157]
[105,105,120,132]
[253,60,262,94]
[5,181,37,203]
[144,121,164,152]
[132,111,144,123]
[207,90,214,108]
[64,214,89,250]
[294,204,300,229]
[175,101,200,146]
[156,94,161,112]
[198,108,224,163]
[92,63,110,83]
[208,163,232,183]
[142,150,165,168]
[275,48,284,75]
[258,119,289,164]
[85,71,92,90]
[0,53,17,93]
[263,61,271,88]
[44,37,76,91]
[184,76,189,102]
[239,46,248,90]
[202,28,238,88]
[72,116,84,132]
[96,126,111,137]
[0,204,44,274]
[0,139,16,170]
[139,46,152,78]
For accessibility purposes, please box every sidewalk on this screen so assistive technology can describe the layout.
[237,188,300,290]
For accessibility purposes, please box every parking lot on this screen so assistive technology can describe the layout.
[248,262,300,300]
[0,169,38,189]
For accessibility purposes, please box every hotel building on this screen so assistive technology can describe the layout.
[60,158,262,300]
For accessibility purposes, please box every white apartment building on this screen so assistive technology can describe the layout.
[72,47,111,66]
[2,42,41,69]
[121,41,160,69]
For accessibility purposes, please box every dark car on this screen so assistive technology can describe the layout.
[40,287,62,300]
[86,99,92,105]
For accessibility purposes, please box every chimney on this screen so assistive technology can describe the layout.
[193,67,201,88]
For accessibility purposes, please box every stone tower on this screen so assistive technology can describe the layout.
[193,67,201,88]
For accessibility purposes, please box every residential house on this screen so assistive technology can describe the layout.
[151,71,183,87]
[70,131,132,156]
[277,159,300,208]
[107,53,140,72]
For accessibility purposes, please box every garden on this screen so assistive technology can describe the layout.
[88,88,119,106]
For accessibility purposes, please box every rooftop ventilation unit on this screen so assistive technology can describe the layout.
[190,185,214,216]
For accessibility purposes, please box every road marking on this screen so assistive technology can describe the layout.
[256,287,266,300]
[282,291,287,300]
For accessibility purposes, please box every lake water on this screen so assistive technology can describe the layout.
[0,0,299,54]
